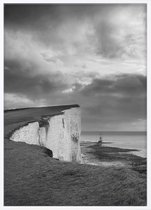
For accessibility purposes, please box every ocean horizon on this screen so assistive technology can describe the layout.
[81,131,147,158]
[82,130,147,135]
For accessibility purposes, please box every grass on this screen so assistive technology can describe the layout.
[4,107,147,206]
[4,139,146,206]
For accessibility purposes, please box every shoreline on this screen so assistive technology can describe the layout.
[81,141,147,174]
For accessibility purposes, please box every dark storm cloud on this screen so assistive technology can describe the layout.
[81,94,146,131]
[5,4,146,58]
[4,60,68,99]
[79,74,146,130]
[4,4,61,29]
[4,4,98,46]
[80,74,146,97]
[5,4,145,27]
[83,94,146,121]
[4,4,104,27]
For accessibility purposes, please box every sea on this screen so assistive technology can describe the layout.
[81,131,147,158]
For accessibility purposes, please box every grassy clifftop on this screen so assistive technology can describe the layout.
[5,104,79,126]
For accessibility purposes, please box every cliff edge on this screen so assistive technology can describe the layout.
[6,104,82,163]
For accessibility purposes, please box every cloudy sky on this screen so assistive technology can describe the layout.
[4,4,147,131]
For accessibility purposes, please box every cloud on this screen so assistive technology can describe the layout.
[4,4,146,60]
[4,60,69,100]
[4,93,35,109]
[78,74,146,130]
[4,69,147,131]
[80,74,146,97]
[4,4,147,131]
[4,4,146,80]
[94,5,146,60]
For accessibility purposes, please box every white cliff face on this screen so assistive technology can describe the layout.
[10,107,82,163]
[46,114,70,161]
[10,122,40,145]
[64,108,81,162]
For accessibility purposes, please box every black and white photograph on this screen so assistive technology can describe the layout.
[3,2,149,207]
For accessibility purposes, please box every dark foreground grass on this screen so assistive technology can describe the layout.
[4,139,146,206]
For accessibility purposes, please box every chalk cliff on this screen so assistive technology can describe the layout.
[10,107,82,163]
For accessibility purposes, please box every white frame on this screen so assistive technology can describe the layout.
[1,1,151,210]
